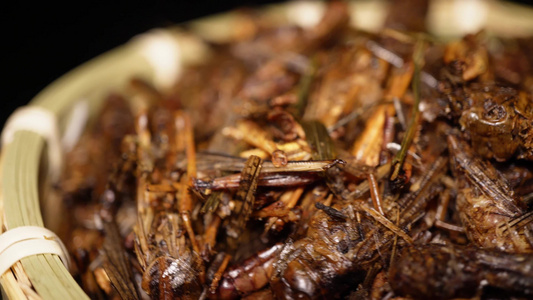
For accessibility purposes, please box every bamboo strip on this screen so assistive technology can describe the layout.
[0,271,27,300]
[2,131,89,299]
[0,26,160,300]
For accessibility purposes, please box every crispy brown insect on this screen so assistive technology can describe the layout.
[227,155,263,239]
[142,254,203,300]
[448,134,533,253]
[444,84,533,161]
[58,1,533,299]
[390,243,533,299]
[210,244,284,299]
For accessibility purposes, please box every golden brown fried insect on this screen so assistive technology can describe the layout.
[59,2,533,299]
[389,243,533,299]
[59,93,137,298]
[443,83,533,161]
[61,93,135,204]
[448,134,533,253]
[438,32,533,162]
[269,205,359,299]
[304,46,389,131]
[209,244,284,299]
[135,201,205,300]
[196,172,320,191]
[130,107,208,299]
[268,155,446,299]
[207,186,332,299]
[223,120,312,161]
[350,105,395,167]
[443,32,489,82]
[141,236,203,300]
[226,155,263,240]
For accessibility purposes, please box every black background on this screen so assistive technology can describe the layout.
[1,1,283,128]
[2,0,532,129]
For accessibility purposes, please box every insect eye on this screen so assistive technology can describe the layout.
[483,105,506,122]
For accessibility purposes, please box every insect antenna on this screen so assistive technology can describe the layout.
[498,210,533,232]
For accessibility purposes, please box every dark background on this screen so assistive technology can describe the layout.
[2,0,532,129]
[1,1,283,128]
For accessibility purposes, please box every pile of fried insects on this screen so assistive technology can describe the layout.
[59,1,533,299]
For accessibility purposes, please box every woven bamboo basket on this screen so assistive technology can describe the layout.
[1,1,532,299]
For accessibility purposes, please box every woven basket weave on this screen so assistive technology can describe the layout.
[1,1,532,299]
